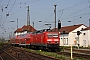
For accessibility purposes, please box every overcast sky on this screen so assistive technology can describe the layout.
[0,0,90,39]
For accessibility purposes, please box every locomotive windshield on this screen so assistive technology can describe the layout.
[47,33,58,38]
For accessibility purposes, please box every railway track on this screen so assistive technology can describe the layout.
[0,56,3,60]
[0,45,59,60]
[1,44,90,60]
[11,47,59,60]
[0,44,11,54]
[17,52,31,60]
[0,51,17,60]
[65,48,90,54]
[0,45,22,60]
[56,48,90,59]
[0,44,17,60]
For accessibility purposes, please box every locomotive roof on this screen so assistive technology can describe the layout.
[32,29,58,34]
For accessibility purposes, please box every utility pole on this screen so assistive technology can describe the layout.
[32,22,34,28]
[54,4,57,31]
[89,19,90,27]
[27,6,30,26]
[17,18,18,29]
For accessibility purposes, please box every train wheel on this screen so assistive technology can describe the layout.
[55,48,60,52]
[29,45,31,49]
[43,47,46,51]
[47,48,51,52]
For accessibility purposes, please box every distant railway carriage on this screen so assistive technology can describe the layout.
[19,34,26,46]
[15,35,20,46]
[10,37,15,45]
[10,29,60,51]
[10,35,20,46]
[20,33,32,46]
[25,33,32,46]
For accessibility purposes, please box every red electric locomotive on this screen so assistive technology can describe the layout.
[31,29,60,51]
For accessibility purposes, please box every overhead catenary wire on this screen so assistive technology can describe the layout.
[8,0,17,14]
[24,0,43,4]
[37,12,54,23]
[0,0,17,32]
[61,6,90,20]
[36,0,90,28]
[58,10,64,20]
[0,0,43,32]
[5,0,10,16]
[10,7,27,16]
[44,13,54,22]
[0,5,26,24]
[1,6,3,12]
[60,0,90,11]
[0,0,43,21]
[61,12,90,21]
[0,0,43,7]
[0,6,3,21]
[58,0,90,19]
[7,0,10,7]
[0,0,89,35]
[2,0,17,23]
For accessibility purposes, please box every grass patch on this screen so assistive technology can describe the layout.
[24,48,71,60]
[24,48,87,60]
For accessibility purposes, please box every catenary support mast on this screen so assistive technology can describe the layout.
[27,6,30,26]
[54,4,57,31]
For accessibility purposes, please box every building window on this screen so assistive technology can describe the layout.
[81,28,83,30]
[83,40,86,47]
[63,38,68,45]
[83,33,86,35]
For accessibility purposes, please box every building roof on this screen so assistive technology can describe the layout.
[51,24,84,34]
[81,27,90,31]
[14,25,36,33]
[26,25,37,32]
[14,28,22,33]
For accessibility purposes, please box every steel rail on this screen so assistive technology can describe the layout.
[4,50,18,60]
[0,56,3,60]
[11,46,59,60]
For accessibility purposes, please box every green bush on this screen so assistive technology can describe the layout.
[0,42,4,46]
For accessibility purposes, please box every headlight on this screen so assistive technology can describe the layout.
[47,41,50,43]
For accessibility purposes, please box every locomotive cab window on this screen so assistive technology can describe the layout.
[47,34,52,38]
[53,34,58,37]
[47,34,58,38]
